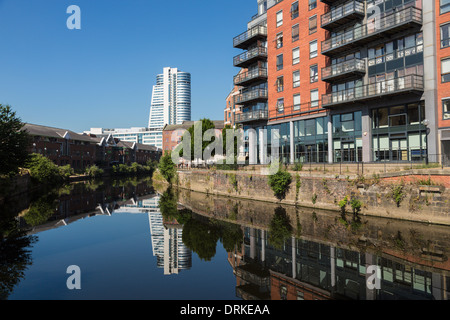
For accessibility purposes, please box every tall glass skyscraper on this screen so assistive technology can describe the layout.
[148,67,191,130]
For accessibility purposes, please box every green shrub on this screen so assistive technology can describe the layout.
[268,169,292,200]
[59,165,74,180]
[85,165,104,178]
[293,162,303,171]
[350,198,362,215]
[25,153,63,185]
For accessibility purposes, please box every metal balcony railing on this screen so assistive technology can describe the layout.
[233,25,267,49]
[321,58,365,81]
[234,68,268,86]
[321,0,364,29]
[235,89,268,104]
[322,74,424,107]
[235,110,268,123]
[321,7,422,55]
[233,47,267,67]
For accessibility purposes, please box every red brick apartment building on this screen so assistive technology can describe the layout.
[228,0,450,166]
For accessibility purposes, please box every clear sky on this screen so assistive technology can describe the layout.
[0,0,256,133]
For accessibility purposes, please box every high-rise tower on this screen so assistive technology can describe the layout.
[148,67,191,129]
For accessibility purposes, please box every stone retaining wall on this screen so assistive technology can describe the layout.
[167,169,450,226]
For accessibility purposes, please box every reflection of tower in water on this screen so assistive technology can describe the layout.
[148,196,192,275]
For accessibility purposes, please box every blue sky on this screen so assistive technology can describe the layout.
[0,0,256,132]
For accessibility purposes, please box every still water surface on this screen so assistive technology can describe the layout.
[1,177,449,300]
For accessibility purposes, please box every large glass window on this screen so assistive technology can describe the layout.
[332,112,362,163]
[372,102,427,162]
[441,0,450,14]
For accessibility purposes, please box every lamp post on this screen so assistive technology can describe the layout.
[423,119,430,165]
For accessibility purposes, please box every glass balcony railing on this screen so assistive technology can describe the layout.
[321,58,365,81]
[321,7,422,55]
[321,1,364,29]
[233,47,267,67]
[235,110,268,123]
[234,68,268,86]
[233,25,267,49]
[235,89,268,104]
[322,74,424,107]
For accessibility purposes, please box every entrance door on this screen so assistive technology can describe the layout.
[390,138,408,161]
[305,144,317,163]
[342,142,355,162]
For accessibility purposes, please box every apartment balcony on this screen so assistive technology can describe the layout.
[235,110,268,124]
[322,74,424,108]
[233,47,267,68]
[321,1,364,30]
[321,7,422,56]
[234,68,268,86]
[235,89,268,104]
[321,58,365,82]
[233,25,267,49]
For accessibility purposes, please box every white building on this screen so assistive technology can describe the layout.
[84,127,163,150]
[148,67,191,129]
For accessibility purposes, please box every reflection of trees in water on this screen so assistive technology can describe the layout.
[158,188,243,261]
[0,212,37,300]
[23,194,59,227]
[268,206,293,250]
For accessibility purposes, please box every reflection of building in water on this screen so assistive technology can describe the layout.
[229,227,450,300]
[147,197,191,275]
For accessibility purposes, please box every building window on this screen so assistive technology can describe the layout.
[277,98,285,112]
[443,99,450,120]
[310,40,318,58]
[277,76,284,92]
[293,70,300,88]
[276,32,283,49]
[441,23,450,48]
[309,15,317,34]
[276,10,283,27]
[309,0,317,10]
[310,64,318,83]
[293,47,300,65]
[277,54,284,71]
[293,94,301,111]
[291,1,299,19]
[442,58,450,82]
[310,89,319,108]
[441,0,450,14]
[292,24,299,42]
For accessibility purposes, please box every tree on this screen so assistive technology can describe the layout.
[158,150,176,184]
[0,105,30,175]
[222,124,242,161]
[180,118,217,161]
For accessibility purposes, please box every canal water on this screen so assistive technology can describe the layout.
[1,177,449,300]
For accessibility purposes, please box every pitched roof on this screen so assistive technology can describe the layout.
[23,123,96,143]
